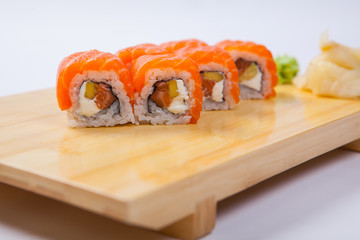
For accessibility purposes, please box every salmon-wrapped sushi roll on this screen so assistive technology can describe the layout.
[56,50,134,127]
[216,40,278,99]
[160,39,208,53]
[175,45,240,110]
[131,54,202,125]
[115,43,168,70]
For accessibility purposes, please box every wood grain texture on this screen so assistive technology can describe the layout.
[0,85,360,235]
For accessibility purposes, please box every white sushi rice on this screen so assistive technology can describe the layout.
[228,51,270,100]
[239,85,264,100]
[199,62,237,110]
[67,70,135,127]
[134,68,194,125]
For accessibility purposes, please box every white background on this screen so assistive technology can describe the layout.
[1,0,360,96]
[1,0,360,239]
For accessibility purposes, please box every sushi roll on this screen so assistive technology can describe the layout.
[115,43,168,70]
[160,39,208,53]
[56,50,134,127]
[216,40,278,99]
[131,54,203,125]
[174,45,240,110]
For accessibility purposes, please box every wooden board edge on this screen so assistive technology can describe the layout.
[0,164,131,225]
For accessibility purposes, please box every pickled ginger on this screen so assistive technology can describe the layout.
[294,32,360,99]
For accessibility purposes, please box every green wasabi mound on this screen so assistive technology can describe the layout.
[275,55,299,84]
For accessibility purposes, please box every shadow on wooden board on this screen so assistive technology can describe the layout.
[343,139,360,152]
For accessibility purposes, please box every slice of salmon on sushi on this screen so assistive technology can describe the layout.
[160,39,208,53]
[115,43,168,70]
[174,45,240,110]
[131,54,203,125]
[56,50,134,127]
[216,40,278,99]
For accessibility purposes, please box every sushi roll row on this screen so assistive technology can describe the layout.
[56,39,278,127]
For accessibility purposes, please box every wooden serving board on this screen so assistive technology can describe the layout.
[1,85,360,239]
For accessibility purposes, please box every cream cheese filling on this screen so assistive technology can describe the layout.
[211,80,224,102]
[78,82,101,117]
[167,80,189,114]
[241,65,262,91]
